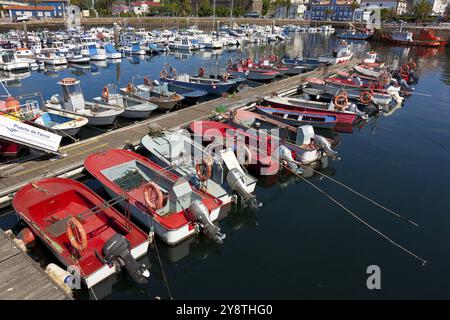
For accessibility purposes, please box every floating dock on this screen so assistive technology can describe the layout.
[0,60,360,204]
[0,230,72,300]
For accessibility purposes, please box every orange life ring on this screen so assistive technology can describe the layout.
[400,64,410,75]
[101,86,109,101]
[359,90,372,104]
[160,70,168,79]
[198,67,205,77]
[143,76,151,87]
[66,218,88,252]
[143,181,164,210]
[408,60,417,70]
[126,83,134,93]
[333,93,348,110]
[196,158,212,182]
[61,78,77,85]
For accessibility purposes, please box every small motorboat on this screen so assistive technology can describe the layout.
[225,109,339,165]
[281,57,328,70]
[255,105,337,129]
[84,149,225,245]
[104,44,122,59]
[227,58,279,82]
[318,40,354,65]
[145,43,166,55]
[93,84,158,119]
[141,130,260,207]
[66,49,90,64]
[121,42,146,55]
[36,49,67,66]
[33,109,88,137]
[82,44,106,61]
[120,81,184,112]
[336,29,373,40]
[263,95,364,133]
[160,71,238,95]
[0,49,30,71]
[13,177,150,289]
[46,78,124,126]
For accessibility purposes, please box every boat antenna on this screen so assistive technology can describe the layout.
[280,163,428,265]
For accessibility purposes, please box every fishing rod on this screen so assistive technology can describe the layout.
[280,163,428,266]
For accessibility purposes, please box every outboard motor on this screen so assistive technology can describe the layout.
[100,234,149,284]
[313,135,339,161]
[226,168,261,208]
[278,145,303,174]
[187,200,226,244]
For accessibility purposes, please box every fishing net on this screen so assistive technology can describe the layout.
[113,169,146,192]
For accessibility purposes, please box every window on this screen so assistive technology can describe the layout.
[45,11,51,17]
[37,12,43,17]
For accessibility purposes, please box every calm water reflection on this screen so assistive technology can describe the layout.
[1,34,450,299]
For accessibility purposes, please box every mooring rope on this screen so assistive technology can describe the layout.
[310,168,419,227]
[281,164,428,266]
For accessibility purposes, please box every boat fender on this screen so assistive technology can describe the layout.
[186,200,226,244]
[101,233,149,284]
[313,135,339,161]
[198,67,205,77]
[143,182,164,210]
[101,86,109,102]
[17,227,36,248]
[333,92,348,111]
[226,168,261,208]
[278,145,303,174]
[67,218,88,252]
[126,83,135,93]
[196,157,212,182]
[223,72,229,83]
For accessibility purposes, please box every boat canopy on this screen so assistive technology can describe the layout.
[105,44,117,54]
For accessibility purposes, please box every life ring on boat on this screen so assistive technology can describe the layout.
[67,218,88,252]
[408,60,417,70]
[143,181,164,210]
[333,93,348,110]
[101,86,109,101]
[378,73,390,85]
[61,78,77,85]
[143,76,151,87]
[359,90,372,104]
[198,67,205,77]
[126,83,135,93]
[223,72,229,82]
[400,64,410,77]
[196,157,212,182]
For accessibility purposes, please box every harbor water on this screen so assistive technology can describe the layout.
[1,33,449,299]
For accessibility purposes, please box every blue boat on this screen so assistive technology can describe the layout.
[336,30,372,40]
[146,43,166,55]
[104,44,122,59]
[164,82,208,103]
[159,74,239,95]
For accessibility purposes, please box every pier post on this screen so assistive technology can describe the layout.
[23,21,28,47]
[114,23,119,49]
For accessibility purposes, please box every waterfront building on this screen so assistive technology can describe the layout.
[303,0,360,21]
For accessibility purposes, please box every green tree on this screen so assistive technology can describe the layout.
[198,0,211,17]
[262,0,270,16]
[413,0,432,22]
[380,8,397,21]
[324,8,333,20]
[178,0,192,16]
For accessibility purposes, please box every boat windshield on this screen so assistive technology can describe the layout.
[62,84,82,101]
[1,51,15,63]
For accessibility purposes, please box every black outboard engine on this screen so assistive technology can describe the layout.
[101,234,150,284]
[187,200,226,244]
[313,135,340,161]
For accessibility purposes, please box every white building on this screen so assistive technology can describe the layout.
[360,0,408,15]
[274,0,308,18]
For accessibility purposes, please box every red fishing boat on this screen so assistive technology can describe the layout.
[190,120,278,175]
[263,96,360,133]
[84,149,224,245]
[227,58,280,81]
[12,178,150,288]
[382,29,448,47]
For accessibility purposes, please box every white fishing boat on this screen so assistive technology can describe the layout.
[36,49,67,66]
[93,84,158,119]
[45,78,124,126]
[141,130,260,207]
[318,41,354,65]
[0,49,29,71]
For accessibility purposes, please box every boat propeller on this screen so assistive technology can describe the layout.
[187,200,226,244]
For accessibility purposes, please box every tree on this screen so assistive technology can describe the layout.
[381,8,397,21]
[413,0,432,22]
[198,0,212,17]
[324,8,333,20]
[350,1,360,12]
[178,0,192,16]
